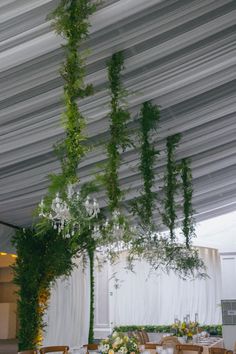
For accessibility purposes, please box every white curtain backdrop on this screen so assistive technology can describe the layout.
[109,247,222,326]
[43,257,90,348]
[43,246,222,347]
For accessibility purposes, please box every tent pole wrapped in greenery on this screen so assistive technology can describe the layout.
[12,228,78,351]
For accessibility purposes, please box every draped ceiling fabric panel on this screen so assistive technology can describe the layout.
[109,247,222,326]
[0,0,236,230]
[43,257,90,348]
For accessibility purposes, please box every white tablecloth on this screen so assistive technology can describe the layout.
[147,337,224,354]
[198,337,224,354]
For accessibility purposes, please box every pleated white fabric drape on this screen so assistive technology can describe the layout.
[43,257,90,348]
[43,246,222,348]
[110,247,222,325]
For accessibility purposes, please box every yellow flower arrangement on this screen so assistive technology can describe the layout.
[172,321,198,338]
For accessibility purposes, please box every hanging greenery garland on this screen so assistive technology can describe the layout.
[130,101,160,228]
[104,51,132,212]
[162,133,181,241]
[47,0,96,197]
[181,158,195,248]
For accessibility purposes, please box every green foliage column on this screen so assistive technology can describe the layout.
[12,228,77,350]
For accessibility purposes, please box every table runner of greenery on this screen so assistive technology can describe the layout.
[113,325,222,336]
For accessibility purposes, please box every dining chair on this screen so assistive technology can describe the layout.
[83,343,99,354]
[127,331,134,338]
[141,330,150,344]
[135,331,145,344]
[176,344,203,354]
[18,350,38,354]
[145,343,163,349]
[39,346,69,354]
[209,348,233,354]
[161,336,180,354]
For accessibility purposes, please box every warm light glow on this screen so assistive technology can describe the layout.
[0,251,17,258]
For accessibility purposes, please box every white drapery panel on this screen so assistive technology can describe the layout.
[43,257,90,348]
[109,247,222,326]
[43,247,222,347]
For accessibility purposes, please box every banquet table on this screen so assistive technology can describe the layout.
[71,338,224,354]
[196,337,224,354]
[146,337,224,354]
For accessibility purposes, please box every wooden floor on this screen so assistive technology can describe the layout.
[0,339,18,354]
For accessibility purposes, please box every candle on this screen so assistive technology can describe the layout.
[195,313,198,323]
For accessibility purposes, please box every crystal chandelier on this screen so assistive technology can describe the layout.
[39,184,136,244]
[92,210,125,241]
[39,184,100,237]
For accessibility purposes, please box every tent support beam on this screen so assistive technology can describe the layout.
[0,220,21,230]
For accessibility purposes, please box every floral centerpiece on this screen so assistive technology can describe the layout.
[100,332,139,354]
[172,321,199,339]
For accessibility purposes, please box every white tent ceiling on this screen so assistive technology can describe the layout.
[0,0,236,232]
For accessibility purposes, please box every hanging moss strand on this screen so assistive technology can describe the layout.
[162,134,181,241]
[181,158,195,248]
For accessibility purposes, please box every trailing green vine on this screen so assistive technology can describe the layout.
[181,158,195,248]
[104,51,132,212]
[47,0,96,197]
[162,134,181,241]
[130,101,160,227]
